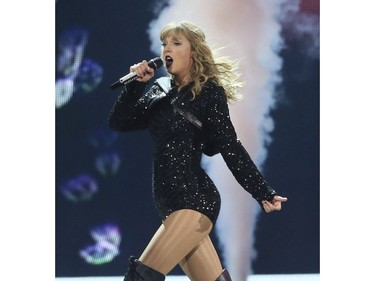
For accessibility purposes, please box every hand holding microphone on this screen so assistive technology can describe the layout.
[130,60,156,82]
[110,57,163,90]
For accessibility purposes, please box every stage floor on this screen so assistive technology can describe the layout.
[56,274,319,281]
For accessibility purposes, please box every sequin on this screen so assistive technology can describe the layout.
[108,79,277,225]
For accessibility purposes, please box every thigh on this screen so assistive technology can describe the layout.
[179,236,223,281]
[139,209,213,275]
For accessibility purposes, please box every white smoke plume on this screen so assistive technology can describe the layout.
[280,0,320,59]
[147,1,302,280]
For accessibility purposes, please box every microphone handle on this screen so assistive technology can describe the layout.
[110,72,138,90]
[110,57,163,90]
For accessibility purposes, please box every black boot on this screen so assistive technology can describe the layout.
[123,256,165,281]
[215,269,232,281]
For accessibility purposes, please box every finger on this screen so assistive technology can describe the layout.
[263,200,273,206]
[274,195,288,202]
[262,201,272,213]
[136,62,146,78]
[130,61,148,78]
[274,200,286,211]
[263,200,283,212]
[146,66,154,74]
[130,64,143,78]
[272,203,282,211]
[140,60,149,75]
[129,64,138,74]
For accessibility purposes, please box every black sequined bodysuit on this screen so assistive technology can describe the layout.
[108,79,277,225]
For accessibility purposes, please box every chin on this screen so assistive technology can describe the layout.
[167,69,175,76]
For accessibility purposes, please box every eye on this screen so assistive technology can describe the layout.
[161,42,166,47]
[174,41,181,46]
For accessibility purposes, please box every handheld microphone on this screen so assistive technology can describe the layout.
[110,57,163,90]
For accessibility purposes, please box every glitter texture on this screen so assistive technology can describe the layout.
[108,79,277,225]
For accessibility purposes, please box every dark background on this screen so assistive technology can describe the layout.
[55,0,319,277]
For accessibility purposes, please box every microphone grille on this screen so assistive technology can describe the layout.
[149,57,163,70]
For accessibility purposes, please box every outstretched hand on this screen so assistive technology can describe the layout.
[262,195,288,213]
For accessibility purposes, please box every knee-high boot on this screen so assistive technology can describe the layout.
[215,269,232,281]
[123,256,165,281]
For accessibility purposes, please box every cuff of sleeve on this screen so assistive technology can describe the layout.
[259,191,277,212]
[119,81,148,102]
[125,81,148,94]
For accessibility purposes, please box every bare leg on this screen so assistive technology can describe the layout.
[179,236,223,281]
[139,209,213,275]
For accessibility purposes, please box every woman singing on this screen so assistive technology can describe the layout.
[108,21,287,281]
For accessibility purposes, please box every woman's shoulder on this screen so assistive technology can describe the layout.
[153,76,173,93]
[202,79,220,89]
[201,80,227,100]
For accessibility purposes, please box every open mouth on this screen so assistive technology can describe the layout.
[165,56,173,68]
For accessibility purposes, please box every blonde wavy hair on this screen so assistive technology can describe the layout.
[160,21,244,101]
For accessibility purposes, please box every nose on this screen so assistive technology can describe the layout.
[163,43,171,53]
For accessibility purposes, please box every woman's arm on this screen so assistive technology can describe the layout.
[108,81,150,132]
[204,86,284,210]
[108,60,157,132]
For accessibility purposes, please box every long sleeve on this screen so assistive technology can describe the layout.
[108,81,150,132]
[204,86,277,208]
